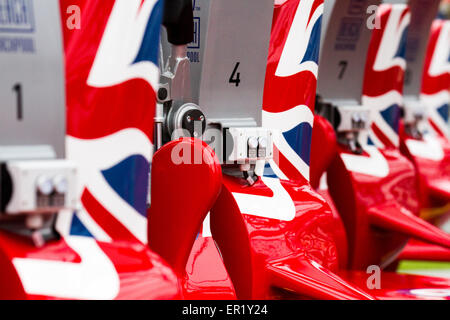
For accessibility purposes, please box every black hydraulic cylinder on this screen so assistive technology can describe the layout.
[163,0,194,45]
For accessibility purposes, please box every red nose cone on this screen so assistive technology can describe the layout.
[399,240,450,262]
[148,138,222,275]
[268,257,376,300]
[427,179,450,202]
[369,205,450,250]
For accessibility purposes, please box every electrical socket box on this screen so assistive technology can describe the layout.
[403,98,427,124]
[225,127,274,164]
[1,160,78,215]
[336,106,371,132]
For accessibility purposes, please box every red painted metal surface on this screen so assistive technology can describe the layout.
[310,116,348,269]
[399,239,450,262]
[0,0,186,300]
[311,114,450,269]
[362,3,409,150]
[0,0,444,301]
[59,0,88,49]
[422,20,450,140]
[182,235,236,300]
[262,0,322,182]
[328,143,419,269]
[341,270,450,300]
[400,127,450,209]
[191,0,378,300]
[310,4,450,273]
[148,138,236,299]
[310,115,337,190]
[210,175,375,300]
[399,19,450,212]
[0,232,180,300]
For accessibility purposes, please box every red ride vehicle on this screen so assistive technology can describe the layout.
[0,0,182,300]
[400,18,450,225]
[311,0,450,299]
[1,0,449,301]
[150,0,374,300]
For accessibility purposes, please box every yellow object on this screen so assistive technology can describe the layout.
[420,203,450,221]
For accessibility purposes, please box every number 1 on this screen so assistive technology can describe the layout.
[13,83,23,120]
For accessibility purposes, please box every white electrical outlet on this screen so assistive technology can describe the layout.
[5,160,78,214]
[336,106,371,132]
[226,127,275,163]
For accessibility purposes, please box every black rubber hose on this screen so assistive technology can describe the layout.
[163,0,194,45]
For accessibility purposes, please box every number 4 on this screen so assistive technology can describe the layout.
[229,62,241,87]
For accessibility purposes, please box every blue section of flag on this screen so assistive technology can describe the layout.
[101,155,150,217]
[264,163,278,178]
[70,213,94,237]
[133,0,163,66]
[394,27,408,59]
[381,104,401,133]
[437,103,449,122]
[283,122,313,166]
[301,16,322,64]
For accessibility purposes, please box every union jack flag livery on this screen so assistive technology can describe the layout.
[0,0,181,300]
[362,4,410,149]
[263,0,323,182]
[421,19,450,139]
[60,0,163,244]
